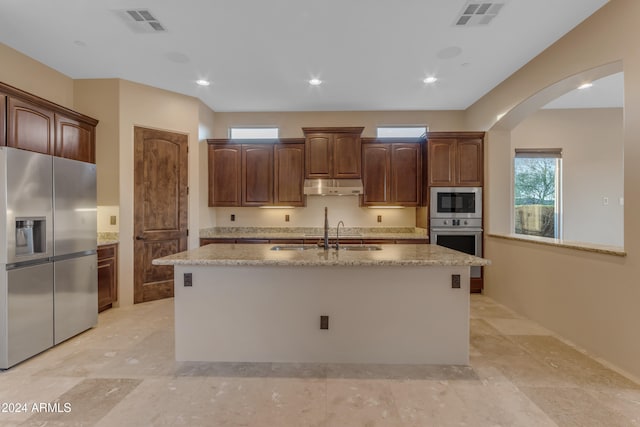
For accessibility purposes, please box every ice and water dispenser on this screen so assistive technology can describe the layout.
[15,217,46,257]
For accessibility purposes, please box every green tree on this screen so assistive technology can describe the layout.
[514,158,556,205]
[514,157,557,238]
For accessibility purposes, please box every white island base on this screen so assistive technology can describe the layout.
[173,265,470,365]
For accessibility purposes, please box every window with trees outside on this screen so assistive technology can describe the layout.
[514,149,562,238]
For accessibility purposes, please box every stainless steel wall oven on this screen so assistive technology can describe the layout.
[430,187,483,278]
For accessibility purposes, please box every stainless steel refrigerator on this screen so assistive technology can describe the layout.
[0,147,97,369]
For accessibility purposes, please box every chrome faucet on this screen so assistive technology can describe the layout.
[335,220,345,250]
[323,207,329,250]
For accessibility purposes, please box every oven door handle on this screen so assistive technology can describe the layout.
[431,228,483,233]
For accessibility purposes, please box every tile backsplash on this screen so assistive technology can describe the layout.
[213,196,416,228]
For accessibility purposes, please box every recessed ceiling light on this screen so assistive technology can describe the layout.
[309,78,322,86]
[196,79,210,87]
[423,76,438,84]
[578,82,593,90]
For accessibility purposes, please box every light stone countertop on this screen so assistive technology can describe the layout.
[199,227,429,241]
[97,232,119,247]
[487,233,626,257]
[152,243,490,267]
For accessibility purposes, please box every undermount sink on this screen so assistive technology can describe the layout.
[270,245,318,251]
[339,245,382,251]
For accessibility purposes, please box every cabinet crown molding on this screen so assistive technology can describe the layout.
[0,81,98,126]
[302,127,364,135]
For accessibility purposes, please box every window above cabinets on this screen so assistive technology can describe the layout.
[229,127,279,140]
[376,126,427,139]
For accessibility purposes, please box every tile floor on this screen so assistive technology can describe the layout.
[1,295,639,426]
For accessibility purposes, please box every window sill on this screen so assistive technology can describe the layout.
[487,233,626,257]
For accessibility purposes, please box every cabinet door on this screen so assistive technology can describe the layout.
[392,144,421,206]
[7,97,54,155]
[208,144,241,206]
[242,145,273,206]
[274,143,305,206]
[333,133,361,178]
[55,114,95,163]
[97,244,117,312]
[0,94,6,147]
[305,134,332,178]
[427,139,456,186]
[362,144,390,205]
[456,138,483,186]
[97,259,114,312]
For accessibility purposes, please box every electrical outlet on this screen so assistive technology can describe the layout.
[603,196,609,206]
[377,215,382,223]
[452,274,461,289]
[320,315,329,330]
[230,214,236,222]
[285,214,290,222]
[110,215,117,225]
[184,273,193,287]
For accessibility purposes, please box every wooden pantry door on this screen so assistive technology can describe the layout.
[133,127,188,303]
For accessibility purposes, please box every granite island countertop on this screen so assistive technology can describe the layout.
[199,227,429,241]
[152,243,489,267]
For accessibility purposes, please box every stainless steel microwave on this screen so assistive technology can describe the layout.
[430,187,482,219]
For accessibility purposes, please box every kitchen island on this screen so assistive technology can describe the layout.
[153,244,489,365]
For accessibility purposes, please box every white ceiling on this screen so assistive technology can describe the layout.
[0,0,610,112]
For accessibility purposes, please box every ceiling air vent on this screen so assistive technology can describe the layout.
[454,2,506,26]
[116,9,167,33]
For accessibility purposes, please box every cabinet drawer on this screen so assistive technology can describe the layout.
[97,245,116,259]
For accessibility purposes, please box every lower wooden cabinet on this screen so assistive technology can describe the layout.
[98,243,118,313]
[200,238,428,246]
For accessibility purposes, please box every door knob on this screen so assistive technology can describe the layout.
[135,235,145,241]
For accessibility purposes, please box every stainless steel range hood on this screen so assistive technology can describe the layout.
[303,179,364,196]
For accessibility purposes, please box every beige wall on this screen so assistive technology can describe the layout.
[512,108,624,246]
[198,101,217,229]
[0,43,74,109]
[465,0,640,380]
[74,79,120,206]
[213,110,464,138]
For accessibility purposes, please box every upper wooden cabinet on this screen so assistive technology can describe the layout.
[303,127,363,179]
[7,96,55,155]
[242,145,273,206]
[208,140,306,207]
[392,144,422,205]
[361,140,422,206]
[362,144,391,205]
[1,82,98,162]
[55,113,95,163]
[274,143,305,207]
[208,144,242,207]
[427,132,484,187]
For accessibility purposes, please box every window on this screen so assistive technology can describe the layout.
[229,127,278,139]
[376,126,427,138]
[514,149,562,238]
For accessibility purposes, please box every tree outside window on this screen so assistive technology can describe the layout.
[514,149,562,238]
